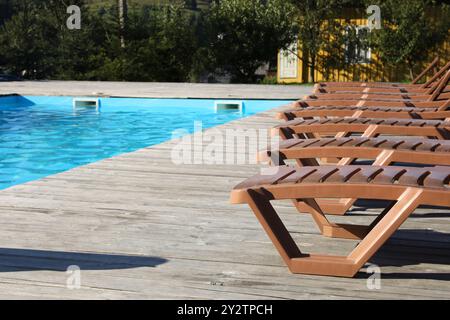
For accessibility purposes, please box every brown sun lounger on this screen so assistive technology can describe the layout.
[308,69,450,101]
[308,87,450,100]
[300,70,450,108]
[295,97,449,109]
[258,137,450,215]
[260,137,450,169]
[317,85,450,95]
[274,118,450,141]
[230,165,450,277]
[309,89,450,101]
[277,103,450,121]
[314,61,450,94]
[314,57,446,92]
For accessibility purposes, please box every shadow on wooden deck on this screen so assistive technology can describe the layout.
[361,229,450,281]
[0,248,167,272]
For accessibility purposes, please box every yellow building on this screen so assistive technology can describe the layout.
[278,15,450,84]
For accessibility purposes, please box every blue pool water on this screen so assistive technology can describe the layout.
[0,95,292,190]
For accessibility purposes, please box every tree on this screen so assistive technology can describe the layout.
[0,0,198,81]
[205,0,298,83]
[368,0,450,80]
[55,3,109,80]
[289,0,357,82]
[117,3,199,82]
[0,1,59,78]
[0,0,107,79]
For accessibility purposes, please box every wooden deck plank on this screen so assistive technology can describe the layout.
[0,81,306,99]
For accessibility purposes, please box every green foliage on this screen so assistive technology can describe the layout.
[120,3,198,81]
[258,75,278,85]
[0,0,198,81]
[368,0,450,80]
[288,0,450,82]
[289,0,362,82]
[0,0,448,82]
[0,0,91,78]
[79,2,198,81]
[204,0,299,83]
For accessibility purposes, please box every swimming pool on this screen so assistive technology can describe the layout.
[0,95,292,190]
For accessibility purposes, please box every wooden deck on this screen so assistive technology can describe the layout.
[0,92,448,299]
[0,81,305,99]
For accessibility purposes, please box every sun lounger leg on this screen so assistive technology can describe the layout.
[349,188,423,271]
[247,190,303,266]
[300,198,370,240]
[247,190,359,277]
[246,188,423,277]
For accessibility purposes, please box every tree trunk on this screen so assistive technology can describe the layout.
[407,60,415,82]
[310,53,316,83]
[117,0,128,48]
[301,46,309,83]
[409,67,414,82]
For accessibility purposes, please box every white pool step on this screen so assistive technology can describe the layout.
[73,97,100,111]
[214,100,244,113]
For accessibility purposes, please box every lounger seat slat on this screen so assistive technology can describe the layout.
[279,118,450,129]
[278,139,307,149]
[336,138,358,146]
[234,166,296,189]
[282,168,320,184]
[301,106,439,112]
[235,166,450,189]
[285,119,306,126]
[370,167,407,184]
[275,118,450,141]
[423,171,450,188]
[371,139,403,149]
[396,140,425,150]
[324,166,363,182]
[435,144,450,152]
[264,138,450,156]
[349,138,372,147]
[318,118,334,124]
[315,138,338,147]
[375,119,396,125]
[414,141,442,151]
[281,106,444,121]
[397,169,431,186]
[345,167,385,183]
[300,167,341,183]
[282,138,328,148]
[409,120,429,127]
[326,138,354,146]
